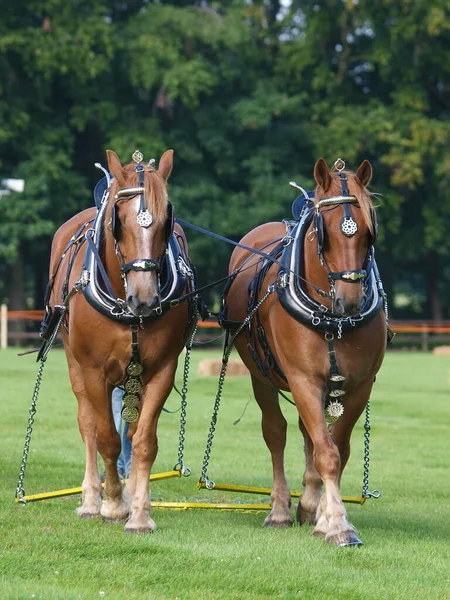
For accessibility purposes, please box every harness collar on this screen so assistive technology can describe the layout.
[277,210,383,336]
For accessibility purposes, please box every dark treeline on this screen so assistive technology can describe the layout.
[1,0,449,318]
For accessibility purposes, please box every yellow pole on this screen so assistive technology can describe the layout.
[17,470,181,503]
[197,481,366,505]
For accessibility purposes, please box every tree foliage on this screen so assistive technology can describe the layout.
[0,0,449,317]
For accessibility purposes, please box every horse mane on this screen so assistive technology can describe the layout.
[111,163,168,226]
[315,169,375,236]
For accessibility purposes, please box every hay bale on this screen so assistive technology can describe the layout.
[432,346,450,356]
[198,358,249,377]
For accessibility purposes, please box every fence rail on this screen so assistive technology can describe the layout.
[2,305,450,351]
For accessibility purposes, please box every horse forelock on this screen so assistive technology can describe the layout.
[111,164,168,226]
[315,169,375,237]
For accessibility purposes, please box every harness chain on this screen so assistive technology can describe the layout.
[362,399,381,499]
[15,308,67,503]
[200,284,276,489]
[173,305,199,477]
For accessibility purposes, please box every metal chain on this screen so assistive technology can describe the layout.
[200,284,276,489]
[362,398,381,499]
[15,309,66,504]
[15,360,45,504]
[173,303,199,477]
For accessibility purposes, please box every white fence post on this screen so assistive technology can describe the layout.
[1,304,7,349]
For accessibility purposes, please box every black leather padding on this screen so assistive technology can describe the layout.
[93,175,111,208]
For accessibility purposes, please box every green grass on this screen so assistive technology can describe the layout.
[1,348,449,600]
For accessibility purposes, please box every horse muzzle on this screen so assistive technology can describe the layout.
[127,293,160,318]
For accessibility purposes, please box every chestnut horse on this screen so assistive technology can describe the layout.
[44,149,195,532]
[223,159,386,545]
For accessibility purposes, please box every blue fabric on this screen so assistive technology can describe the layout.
[112,387,132,479]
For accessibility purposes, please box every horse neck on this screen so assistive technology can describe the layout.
[303,228,333,309]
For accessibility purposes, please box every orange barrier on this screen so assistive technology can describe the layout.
[4,310,450,333]
[7,310,45,321]
[6,309,222,328]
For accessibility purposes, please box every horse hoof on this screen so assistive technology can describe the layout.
[78,511,101,519]
[312,529,327,538]
[326,531,363,547]
[76,507,101,519]
[124,523,157,534]
[124,516,157,534]
[263,516,294,528]
[102,515,129,524]
[297,505,317,526]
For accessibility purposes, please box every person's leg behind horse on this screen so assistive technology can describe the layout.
[112,387,132,479]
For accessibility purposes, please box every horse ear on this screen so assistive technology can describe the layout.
[106,150,126,187]
[355,160,373,187]
[158,149,174,182]
[314,158,331,192]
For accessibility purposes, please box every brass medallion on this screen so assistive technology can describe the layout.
[132,150,144,164]
[123,393,139,408]
[126,362,144,377]
[325,400,344,424]
[122,405,139,423]
[125,378,142,393]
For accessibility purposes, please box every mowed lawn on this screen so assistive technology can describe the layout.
[0,347,449,600]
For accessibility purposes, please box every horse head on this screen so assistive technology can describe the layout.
[106,149,174,318]
[312,158,376,317]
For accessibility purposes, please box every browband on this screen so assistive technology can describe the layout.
[316,195,358,208]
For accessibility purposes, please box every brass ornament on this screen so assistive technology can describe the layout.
[342,271,365,281]
[329,388,346,397]
[341,217,358,237]
[330,374,346,382]
[123,393,139,408]
[132,150,144,164]
[125,378,142,393]
[333,158,346,172]
[136,209,153,228]
[126,362,144,377]
[325,400,344,424]
[122,405,139,423]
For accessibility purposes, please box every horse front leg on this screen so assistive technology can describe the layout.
[124,364,176,533]
[251,375,293,528]
[291,375,362,546]
[297,419,323,526]
[80,369,129,523]
[66,348,102,518]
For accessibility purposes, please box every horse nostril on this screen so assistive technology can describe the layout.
[334,297,345,315]
[127,294,157,317]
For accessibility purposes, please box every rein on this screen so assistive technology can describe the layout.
[175,218,333,301]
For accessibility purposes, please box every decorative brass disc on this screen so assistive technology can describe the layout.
[325,400,344,424]
[123,393,139,408]
[330,374,346,382]
[126,362,144,377]
[329,388,346,397]
[125,378,142,393]
[132,150,144,164]
[122,405,139,423]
